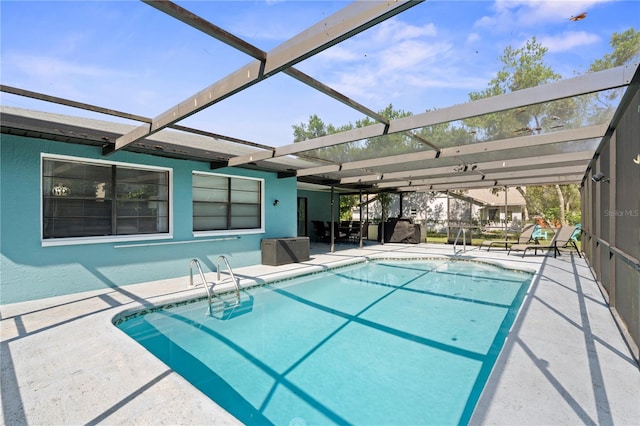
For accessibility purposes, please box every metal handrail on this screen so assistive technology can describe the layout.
[189,258,214,316]
[453,228,467,255]
[216,255,241,304]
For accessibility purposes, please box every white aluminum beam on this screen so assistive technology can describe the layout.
[342,148,438,171]
[276,124,386,158]
[390,65,633,134]
[296,164,342,177]
[495,174,585,186]
[297,146,438,178]
[229,66,629,165]
[399,174,585,192]
[114,0,419,151]
[380,165,586,189]
[334,126,603,184]
[483,165,586,180]
[440,124,606,157]
[340,174,386,184]
[340,160,466,184]
[377,174,483,188]
[146,1,391,128]
[343,150,594,184]
[230,123,389,167]
[457,150,593,173]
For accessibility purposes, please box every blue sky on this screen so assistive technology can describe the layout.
[1,0,638,147]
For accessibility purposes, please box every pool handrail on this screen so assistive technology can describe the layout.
[216,255,241,305]
[453,228,467,255]
[189,258,214,316]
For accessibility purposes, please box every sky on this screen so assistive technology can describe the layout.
[1,0,639,147]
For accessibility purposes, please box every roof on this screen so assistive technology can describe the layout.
[1,1,639,193]
[464,188,526,207]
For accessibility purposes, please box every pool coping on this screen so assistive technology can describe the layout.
[112,254,537,327]
[1,243,638,425]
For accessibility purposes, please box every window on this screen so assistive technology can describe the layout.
[193,172,263,233]
[42,156,170,241]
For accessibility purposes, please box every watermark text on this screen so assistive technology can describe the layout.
[604,209,639,217]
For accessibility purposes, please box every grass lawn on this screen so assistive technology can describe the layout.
[424,230,581,251]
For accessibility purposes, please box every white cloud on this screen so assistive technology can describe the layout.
[1,52,169,113]
[538,31,600,52]
[323,39,452,97]
[6,53,124,79]
[325,40,463,103]
[377,40,450,73]
[475,0,615,31]
[371,19,437,43]
[316,45,362,62]
[404,73,490,90]
[307,13,497,107]
[467,33,481,43]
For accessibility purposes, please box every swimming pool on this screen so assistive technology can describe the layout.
[116,259,532,425]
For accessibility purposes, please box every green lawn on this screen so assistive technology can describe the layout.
[423,230,581,250]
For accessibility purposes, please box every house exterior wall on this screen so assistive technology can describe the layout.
[298,189,340,240]
[352,192,523,232]
[298,189,339,221]
[0,135,297,304]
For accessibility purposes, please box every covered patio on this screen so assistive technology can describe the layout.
[1,1,639,424]
[1,243,638,425]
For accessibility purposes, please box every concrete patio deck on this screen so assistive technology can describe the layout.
[1,243,638,425]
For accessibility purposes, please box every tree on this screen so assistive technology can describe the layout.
[589,28,640,72]
[465,37,579,224]
[508,32,639,225]
[293,105,416,219]
[292,114,356,163]
[582,28,640,125]
[290,31,640,227]
[514,187,530,221]
[339,194,360,221]
[466,37,563,140]
[292,104,418,162]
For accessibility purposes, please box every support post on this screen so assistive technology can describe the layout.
[446,190,451,242]
[330,186,335,253]
[504,186,508,239]
[381,194,386,245]
[359,189,364,248]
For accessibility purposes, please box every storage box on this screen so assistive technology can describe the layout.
[261,237,310,266]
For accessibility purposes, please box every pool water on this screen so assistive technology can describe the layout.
[117,259,532,425]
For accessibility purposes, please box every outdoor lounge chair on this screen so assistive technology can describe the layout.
[508,226,581,258]
[480,223,536,251]
[566,227,582,257]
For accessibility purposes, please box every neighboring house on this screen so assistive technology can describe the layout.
[352,188,526,232]
[461,188,526,229]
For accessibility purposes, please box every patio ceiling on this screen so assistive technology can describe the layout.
[2,0,639,193]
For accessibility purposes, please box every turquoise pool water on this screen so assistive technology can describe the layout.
[117,259,532,425]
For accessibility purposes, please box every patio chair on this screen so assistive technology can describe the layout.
[480,223,536,251]
[316,221,349,243]
[531,225,548,241]
[332,222,351,243]
[567,226,582,257]
[508,226,581,258]
[311,220,330,243]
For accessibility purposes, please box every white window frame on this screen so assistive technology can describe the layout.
[41,153,173,247]
[192,171,265,237]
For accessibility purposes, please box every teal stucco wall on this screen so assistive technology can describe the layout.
[0,135,297,304]
[298,189,339,242]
